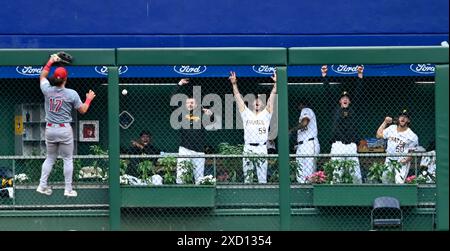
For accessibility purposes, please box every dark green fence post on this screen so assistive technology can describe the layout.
[108,66,121,230]
[277,66,290,230]
[435,64,449,231]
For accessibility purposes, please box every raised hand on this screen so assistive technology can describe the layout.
[86,90,96,100]
[357,65,364,74]
[321,65,328,77]
[384,116,393,124]
[229,71,237,85]
[178,78,190,86]
[202,108,213,116]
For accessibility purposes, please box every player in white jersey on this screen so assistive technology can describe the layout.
[376,110,419,184]
[36,54,96,197]
[294,102,320,183]
[229,71,276,183]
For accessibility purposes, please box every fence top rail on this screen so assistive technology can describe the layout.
[116,47,287,66]
[0,152,435,160]
[0,49,116,66]
[288,46,449,65]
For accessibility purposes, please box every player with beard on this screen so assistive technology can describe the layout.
[173,79,213,184]
[376,110,418,184]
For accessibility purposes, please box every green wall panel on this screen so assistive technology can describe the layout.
[288,46,449,65]
[0,49,115,66]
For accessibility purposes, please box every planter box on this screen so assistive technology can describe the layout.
[121,185,216,208]
[313,184,418,206]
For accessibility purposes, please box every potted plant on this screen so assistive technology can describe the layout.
[77,145,108,182]
[268,159,300,183]
[314,160,418,206]
[322,159,357,184]
[367,161,400,184]
[121,155,216,207]
[137,160,154,184]
[217,143,244,183]
[178,160,195,184]
[158,155,177,184]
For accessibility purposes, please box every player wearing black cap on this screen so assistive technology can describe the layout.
[376,109,419,184]
[322,65,364,184]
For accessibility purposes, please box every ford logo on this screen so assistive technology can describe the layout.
[331,65,360,75]
[173,65,207,75]
[409,64,435,74]
[252,65,276,75]
[16,66,43,76]
[95,66,128,75]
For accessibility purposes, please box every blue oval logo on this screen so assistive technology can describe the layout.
[173,65,207,75]
[16,66,43,76]
[252,65,276,75]
[331,65,360,75]
[94,66,128,75]
[409,64,435,74]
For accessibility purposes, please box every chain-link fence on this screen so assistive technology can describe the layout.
[0,71,110,230]
[288,64,436,230]
[118,71,280,230]
[0,48,446,231]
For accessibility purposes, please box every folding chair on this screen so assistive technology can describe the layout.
[371,196,403,230]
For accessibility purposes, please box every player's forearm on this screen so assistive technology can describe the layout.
[232,85,245,111]
[40,58,54,80]
[376,122,387,138]
[404,156,412,163]
[78,98,93,114]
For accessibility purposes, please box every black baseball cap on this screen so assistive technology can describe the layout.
[140,130,151,137]
[399,109,410,119]
[340,91,350,99]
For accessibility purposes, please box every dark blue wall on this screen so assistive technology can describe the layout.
[0,0,448,48]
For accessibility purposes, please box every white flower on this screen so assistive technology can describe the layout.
[151,174,163,185]
[422,171,428,176]
[14,173,29,183]
[197,175,216,185]
[119,175,129,185]
[78,166,104,179]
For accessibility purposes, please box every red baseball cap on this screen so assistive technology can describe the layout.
[53,67,68,79]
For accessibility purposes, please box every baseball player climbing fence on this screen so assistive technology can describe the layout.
[0,56,110,230]
[0,47,446,231]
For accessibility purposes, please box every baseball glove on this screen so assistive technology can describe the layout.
[51,51,73,66]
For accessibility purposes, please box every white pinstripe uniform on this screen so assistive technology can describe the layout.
[296,108,320,183]
[382,125,418,184]
[241,107,272,184]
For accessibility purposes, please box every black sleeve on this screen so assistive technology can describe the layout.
[127,146,140,155]
[331,106,340,144]
[349,107,359,144]
[352,77,364,105]
[353,77,363,142]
